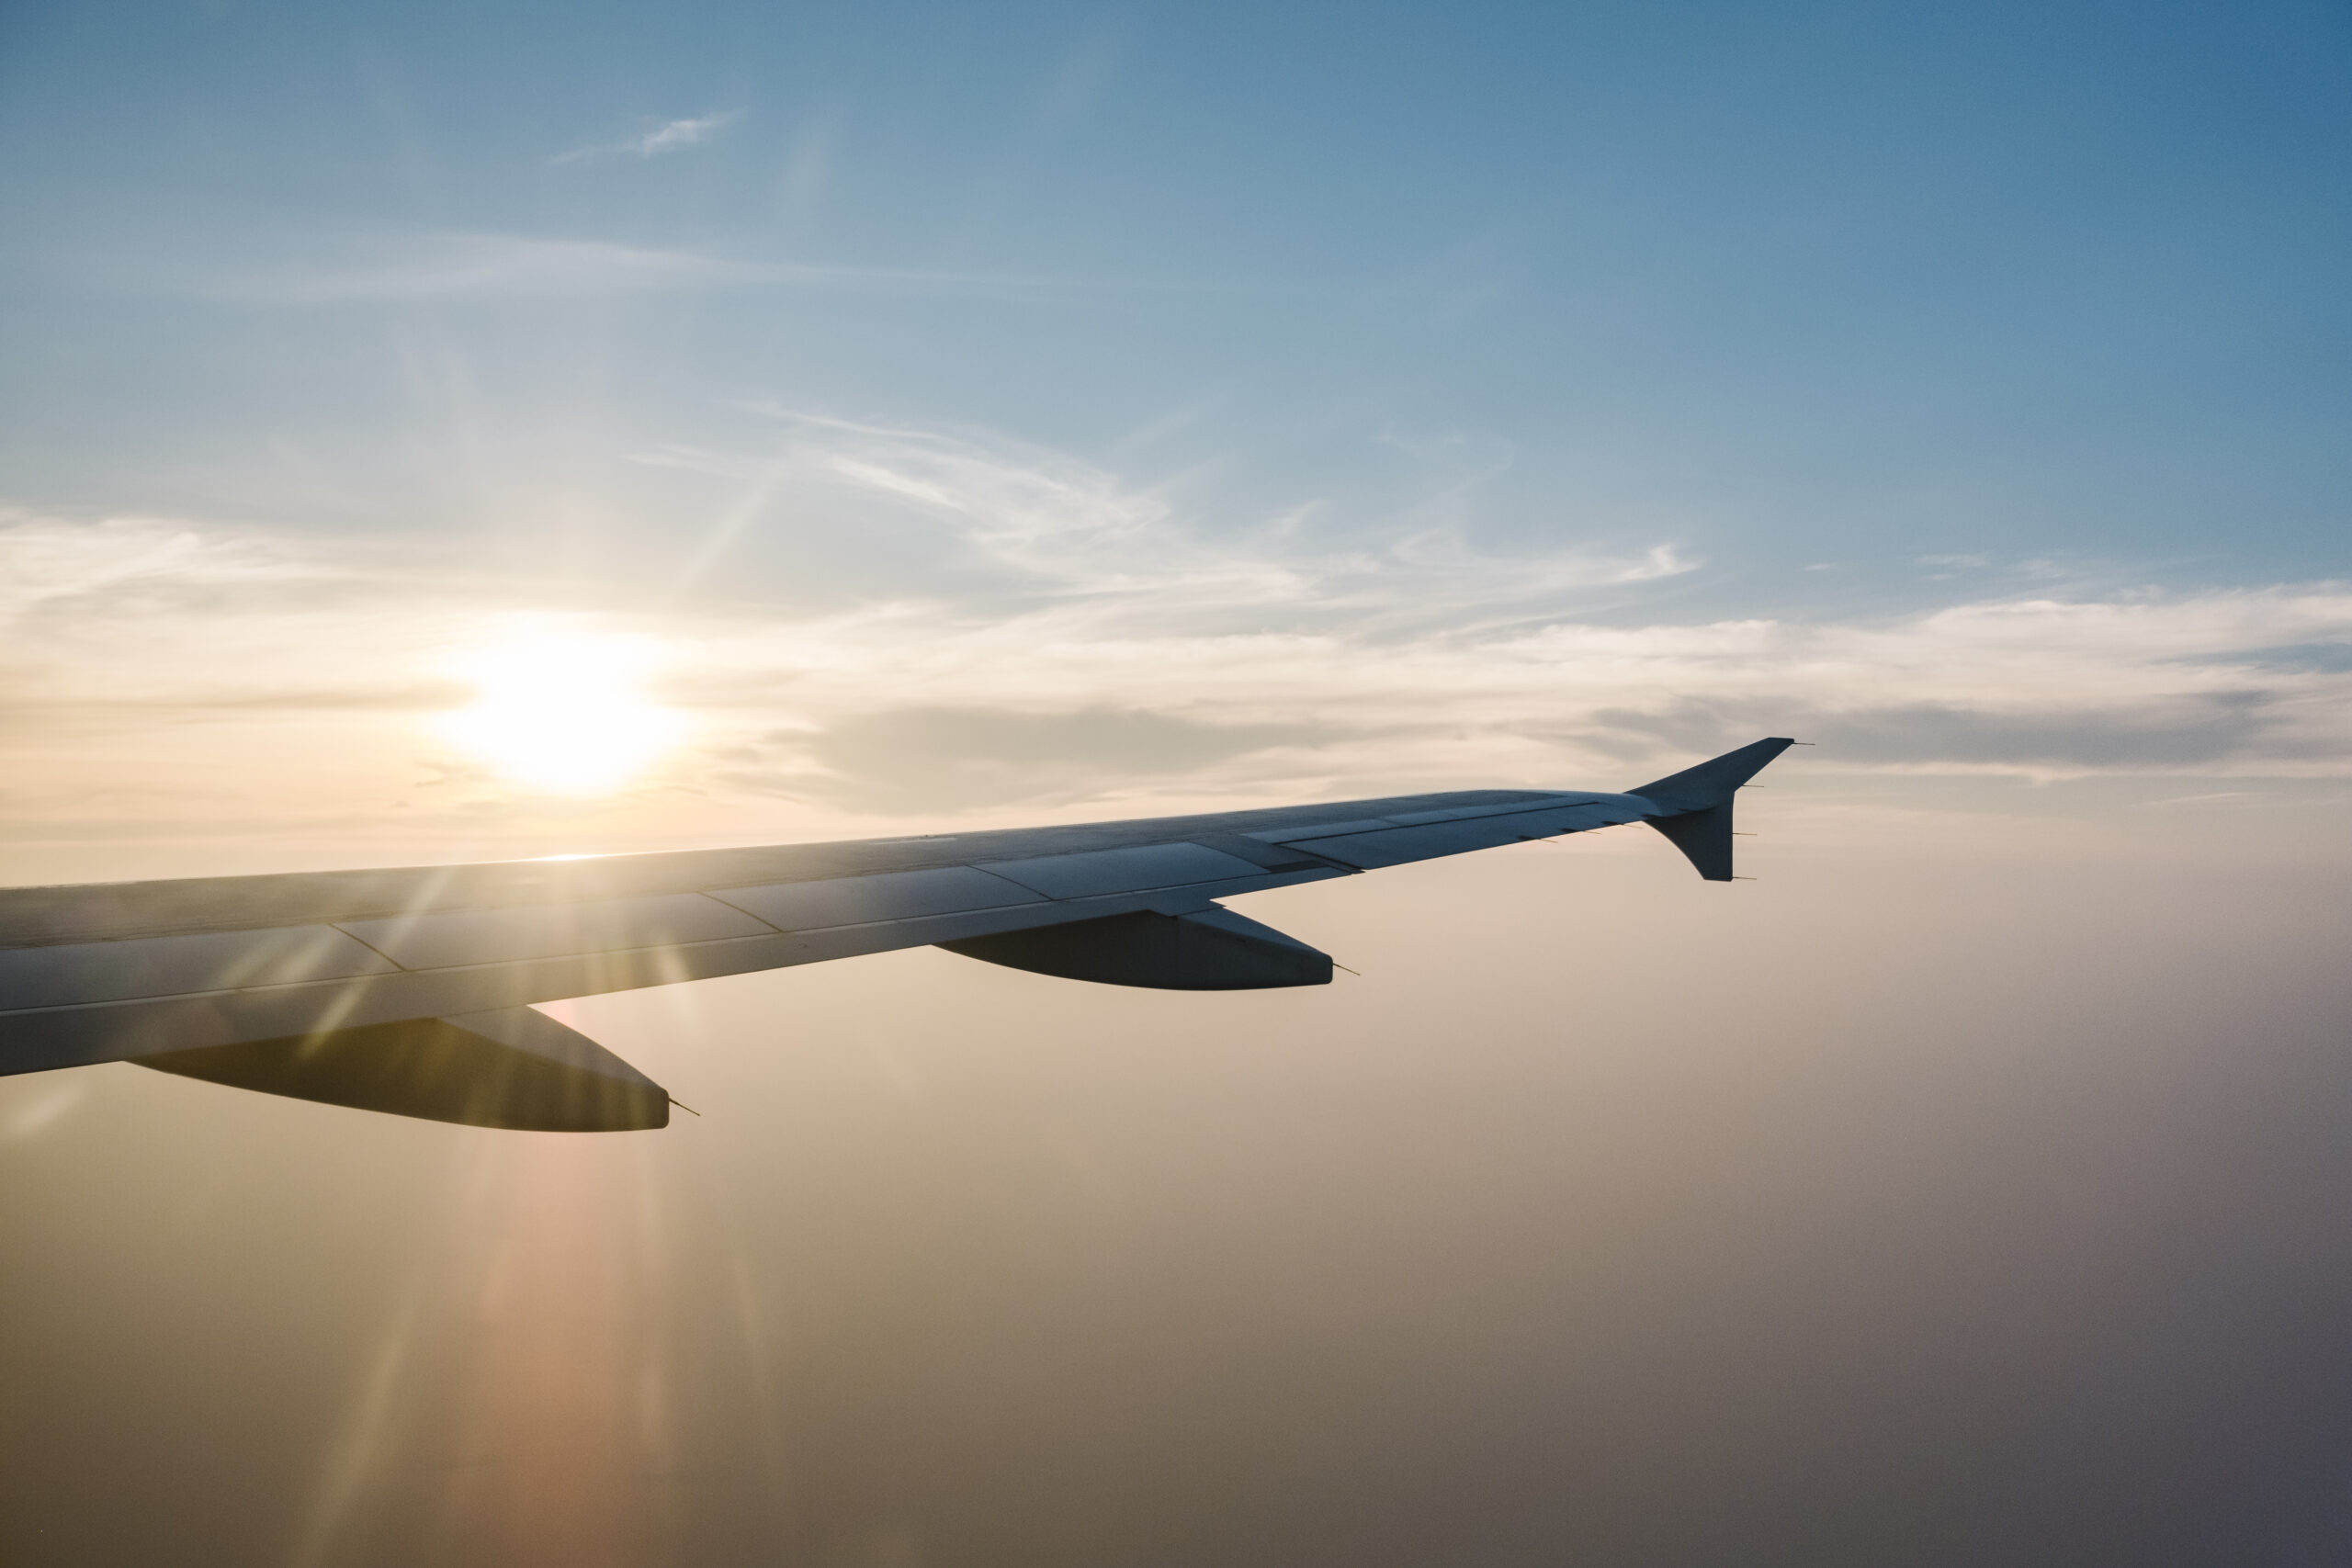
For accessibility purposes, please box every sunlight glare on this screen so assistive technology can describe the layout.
[441,634,685,795]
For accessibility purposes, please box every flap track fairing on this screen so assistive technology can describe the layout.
[132,1004,669,1131]
[940,905,1332,990]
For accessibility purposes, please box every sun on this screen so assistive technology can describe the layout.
[441,633,685,795]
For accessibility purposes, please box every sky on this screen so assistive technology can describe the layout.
[4,4,2352,1565]
[2,0,2349,875]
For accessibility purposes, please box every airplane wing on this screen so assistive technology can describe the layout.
[0,739,1793,1132]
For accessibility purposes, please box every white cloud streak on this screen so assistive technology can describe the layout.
[222,235,770,303]
[101,231,1126,305]
[552,110,742,164]
[641,411,1698,630]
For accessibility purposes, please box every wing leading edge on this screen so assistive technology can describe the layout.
[0,739,1794,1129]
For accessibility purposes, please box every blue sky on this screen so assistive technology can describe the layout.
[1,0,2348,869]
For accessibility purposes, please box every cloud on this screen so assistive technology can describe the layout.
[1587,694,2288,770]
[675,582,2352,812]
[4,419,2350,858]
[125,233,769,304]
[638,114,736,155]
[641,410,1699,631]
[552,111,742,164]
[99,231,1136,306]
[2175,642,2352,675]
[789,706,1316,813]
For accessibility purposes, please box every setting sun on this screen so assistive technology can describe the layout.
[440,633,684,795]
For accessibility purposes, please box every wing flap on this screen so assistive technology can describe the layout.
[1244,818,1396,843]
[712,865,1043,930]
[1266,799,1641,870]
[976,843,1267,899]
[1290,818,1537,869]
[0,924,396,1010]
[335,891,773,971]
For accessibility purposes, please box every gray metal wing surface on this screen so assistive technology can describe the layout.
[0,739,1793,1131]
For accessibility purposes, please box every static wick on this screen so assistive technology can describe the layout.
[1334,963,1363,976]
[1732,831,1758,837]
[1731,875,1758,881]
[669,1096,703,1117]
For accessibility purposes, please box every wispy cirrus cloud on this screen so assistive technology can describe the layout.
[80,230,1144,305]
[552,110,742,164]
[199,234,769,303]
[636,409,1698,630]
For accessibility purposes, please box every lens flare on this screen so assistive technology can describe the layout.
[442,634,684,794]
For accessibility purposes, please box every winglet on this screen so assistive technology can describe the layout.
[1626,738,1795,882]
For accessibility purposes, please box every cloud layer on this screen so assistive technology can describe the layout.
[4,416,2348,870]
